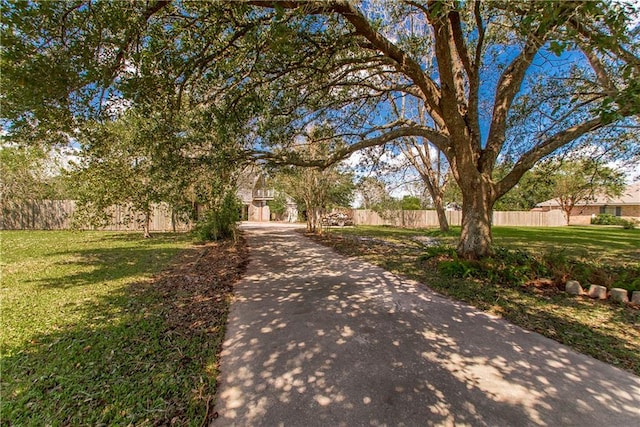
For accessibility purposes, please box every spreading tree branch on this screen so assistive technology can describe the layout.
[108,0,171,82]
[495,116,605,198]
[255,124,449,168]
[249,0,445,128]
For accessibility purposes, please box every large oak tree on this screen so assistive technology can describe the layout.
[3,0,639,258]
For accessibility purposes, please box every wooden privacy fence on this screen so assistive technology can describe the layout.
[351,209,566,228]
[1,200,192,232]
[1,200,77,230]
[2,202,568,230]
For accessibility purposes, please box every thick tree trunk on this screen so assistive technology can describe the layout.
[419,175,450,232]
[457,181,493,260]
[432,192,449,232]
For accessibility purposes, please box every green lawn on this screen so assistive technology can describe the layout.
[0,231,235,425]
[330,225,640,264]
[315,225,640,374]
[492,226,640,264]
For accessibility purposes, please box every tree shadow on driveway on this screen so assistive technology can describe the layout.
[214,227,640,426]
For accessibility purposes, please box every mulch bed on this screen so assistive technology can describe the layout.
[128,236,249,425]
[154,237,250,335]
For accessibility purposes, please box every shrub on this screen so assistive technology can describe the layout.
[193,192,241,241]
[430,244,637,292]
[591,214,637,228]
[433,247,547,285]
[591,213,619,225]
[438,260,477,278]
[542,249,600,285]
[401,195,422,210]
[612,268,640,293]
[418,245,456,261]
[477,247,548,285]
[615,277,640,293]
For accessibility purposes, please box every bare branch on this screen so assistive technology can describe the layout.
[404,1,430,17]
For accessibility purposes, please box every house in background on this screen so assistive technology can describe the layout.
[533,182,640,224]
[236,173,298,222]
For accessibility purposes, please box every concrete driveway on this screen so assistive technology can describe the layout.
[213,223,640,426]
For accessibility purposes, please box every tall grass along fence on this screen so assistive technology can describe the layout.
[1,200,192,232]
[351,209,566,228]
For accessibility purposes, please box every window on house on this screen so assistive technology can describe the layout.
[600,206,622,216]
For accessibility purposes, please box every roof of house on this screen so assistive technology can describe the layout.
[535,182,640,207]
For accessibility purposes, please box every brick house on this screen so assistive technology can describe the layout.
[534,182,640,223]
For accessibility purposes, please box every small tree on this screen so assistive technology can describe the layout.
[0,145,63,209]
[547,159,625,225]
[275,128,354,233]
[356,176,389,210]
[68,114,165,237]
[193,190,241,241]
[400,140,451,231]
[394,97,451,231]
[401,195,422,210]
[493,162,556,211]
[279,165,354,232]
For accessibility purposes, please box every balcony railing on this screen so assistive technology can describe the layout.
[253,189,275,200]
